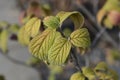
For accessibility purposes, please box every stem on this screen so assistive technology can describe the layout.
[71,48,82,73]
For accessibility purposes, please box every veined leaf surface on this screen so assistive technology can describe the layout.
[18,26,30,45]
[70,28,90,48]
[25,17,41,37]
[29,28,61,60]
[48,36,71,65]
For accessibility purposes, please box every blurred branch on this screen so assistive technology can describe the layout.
[91,27,106,48]
[92,0,99,15]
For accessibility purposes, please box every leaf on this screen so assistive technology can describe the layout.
[24,17,41,37]
[0,30,8,53]
[56,11,84,29]
[43,16,60,29]
[94,62,108,73]
[70,28,90,48]
[48,36,71,65]
[29,28,61,60]
[82,67,96,79]
[63,28,72,37]
[18,26,30,45]
[70,72,86,80]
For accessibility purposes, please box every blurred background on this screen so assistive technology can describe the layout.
[0,0,120,80]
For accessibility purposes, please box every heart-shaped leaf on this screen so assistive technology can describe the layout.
[48,36,71,65]
[70,28,90,48]
[29,28,61,60]
[24,17,41,37]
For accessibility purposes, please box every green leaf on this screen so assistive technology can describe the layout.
[18,26,30,45]
[70,28,91,48]
[56,11,84,29]
[29,28,61,60]
[0,30,8,53]
[63,28,72,37]
[48,36,71,65]
[43,16,60,29]
[70,72,86,80]
[24,17,41,37]
[82,67,96,79]
[95,62,108,73]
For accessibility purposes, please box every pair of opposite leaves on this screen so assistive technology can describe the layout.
[70,62,119,80]
[23,11,91,65]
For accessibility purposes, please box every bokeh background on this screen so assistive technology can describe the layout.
[0,0,120,80]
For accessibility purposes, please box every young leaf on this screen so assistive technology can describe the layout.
[70,72,86,80]
[18,27,30,45]
[43,16,60,29]
[24,17,41,37]
[0,30,8,53]
[82,67,96,80]
[70,28,90,48]
[56,11,84,29]
[29,28,61,61]
[94,62,108,73]
[48,36,71,65]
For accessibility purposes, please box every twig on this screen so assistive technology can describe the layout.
[91,27,106,48]
[71,48,82,73]
[92,0,99,16]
